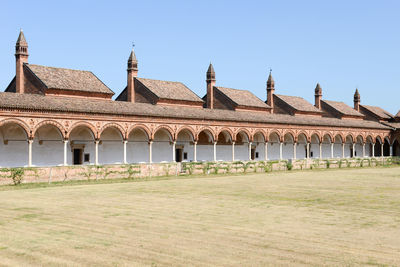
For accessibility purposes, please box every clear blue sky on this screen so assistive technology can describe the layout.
[1,0,399,114]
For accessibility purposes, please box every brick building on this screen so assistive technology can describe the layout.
[1,30,399,167]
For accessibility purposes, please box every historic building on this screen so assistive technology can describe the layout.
[0,30,399,167]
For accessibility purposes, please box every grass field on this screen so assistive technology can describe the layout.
[0,167,400,266]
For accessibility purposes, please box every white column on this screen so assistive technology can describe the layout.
[264,142,268,161]
[193,141,197,162]
[149,141,153,163]
[172,141,176,162]
[232,141,235,161]
[123,140,127,164]
[330,143,334,158]
[319,143,322,159]
[390,145,393,157]
[293,143,297,159]
[362,143,366,158]
[248,142,252,161]
[352,143,355,158]
[63,140,68,166]
[372,143,375,157]
[95,140,99,165]
[28,139,33,167]
[279,141,283,160]
[213,141,217,162]
[306,142,310,159]
[342,143,345,158]
[381,143,384,157]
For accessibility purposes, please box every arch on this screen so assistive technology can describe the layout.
[376,135,383,145]
[365,135,374,144]
[234,128,251,142]
[152,125,174,141]
[67,121,96,139]
[32,120,66,139]
[0,118,30,138]
[310,132,322,143]
[333,133,345,143]
[196,126,216,142]
[253,130,266,142]
[217,129,233,143]
[127,124,151,140]
[321,132,334,143]
[175,126,196,141]
[355,134,365,144]
[322,133,333,143]
[216,128,233,140]
[296,131,310,143]
[268,130,282,142]
[283,132,295,143]
[99,123,126,140]
[344,134,354,143]
[297,132,309,143]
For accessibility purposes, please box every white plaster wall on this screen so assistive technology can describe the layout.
[296,143,307,159]
[0,125,28,167]
[127,142,149,163]
[177,141,194,162]
[234,143,249,161]
[153,141,173,163]
[32,141,64,166]
[216,145,232,161]
[282,143,294,159]
[254,143,265,160]
[99,141,124,164]
[197,145,214,161]
[0,140,28,167]
[267,142,280,160]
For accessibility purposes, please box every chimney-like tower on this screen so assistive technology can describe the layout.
[266,71,275,110]
[206,63,216,109]
[314,83,322,109]
[15,29,28,94]
[354,88,360,112]
[127,47,138,102]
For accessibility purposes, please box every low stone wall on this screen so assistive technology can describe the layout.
[0,157,399,186]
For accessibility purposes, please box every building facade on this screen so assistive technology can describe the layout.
[1,31,399,167]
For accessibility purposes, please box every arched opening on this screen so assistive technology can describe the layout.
[127,127,149,163]
[345,135,354,158]
[99,127,124,165]
[310,133,320,158]
[333,135,343,158]
[69,125,95,165]
[375,137,383,157]
[152,128,173,163]
[393,137,400,156]
[33,124,64,166]
[366,136,374,157]
[321,134,332,158]
[354,136,364,157]
[296,133,308,159]
[253,132,266,160]
[197,129,214,161]
[0,122,28,167]
[216,130,233,161]
[234,131,250,161]
[176,129,195,162]
[283,133,295,160]
[383,137,390,156]
[268,132,281,160]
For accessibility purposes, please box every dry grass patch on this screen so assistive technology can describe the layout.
[0,167,400,266]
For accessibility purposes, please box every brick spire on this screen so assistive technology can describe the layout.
[127,47,138,102]
[266,70,275,110]
[15,29,28,94]
[354,88,360,112]
[206,63,216,109]
[314,83,322,109]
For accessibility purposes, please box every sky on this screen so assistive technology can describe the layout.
[1,0,399,114]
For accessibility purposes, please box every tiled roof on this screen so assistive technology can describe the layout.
[360,105,393,120]
[396,110,400,118]
[27,64,114,95]
[215,87,270,108]
[322,100,364,117]
[0,92,390,130]
[274,94,321,113]
[383,122,400,130]
[136,78,203,103]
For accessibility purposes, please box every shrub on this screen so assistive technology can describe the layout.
[286,161,293,171]
[10,168,24,185]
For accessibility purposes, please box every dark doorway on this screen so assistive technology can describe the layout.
[73,148,83,165]
[251,148,256,160]
[394,140,399,156]
[175,148,183,162]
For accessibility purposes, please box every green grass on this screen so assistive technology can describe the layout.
[0,167,400,266]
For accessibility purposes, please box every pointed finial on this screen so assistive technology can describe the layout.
[16,29,27,45]
[267,69,275,89]
[207,62,215,74]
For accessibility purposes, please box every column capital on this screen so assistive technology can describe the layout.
[27,139,33,144]
[63,139,69,143]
